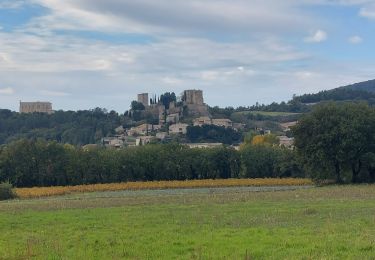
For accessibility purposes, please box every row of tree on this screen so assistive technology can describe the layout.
[0,140,302,188]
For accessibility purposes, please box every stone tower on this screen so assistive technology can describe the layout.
[182,90,210,117]
[137,93,149,107]
[183,90,204,105]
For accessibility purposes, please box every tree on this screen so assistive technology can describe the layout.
[240,145,280,178]
[131,101,145,111]
[293,102,375,183]
[159,92,177,109]
[251,134,279,146]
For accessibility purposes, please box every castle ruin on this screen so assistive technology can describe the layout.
[182,90,210,117]
[132,89,210,125]
[183,90,204,105]
[137,93,149,107]
[19,101,53,114]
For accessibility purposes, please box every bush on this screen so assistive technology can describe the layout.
[0,182,15,200]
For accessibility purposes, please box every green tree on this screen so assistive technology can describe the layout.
[293,102,375,183]
[131,101,145,111]
[159,92,177,109]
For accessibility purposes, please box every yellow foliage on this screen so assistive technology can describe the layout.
[14,178,313,199]
[251,135,266,145]
[250,134,279,146]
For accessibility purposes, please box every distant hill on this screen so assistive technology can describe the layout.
[341,79,375,93]
[293,79,375,104]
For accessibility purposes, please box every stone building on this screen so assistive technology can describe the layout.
[182,90,210,117]
[169,123,188,135]
[212,119,233,128]
[127,123,161,136]
[137,93,149,107]
[183,90,204,105]
[136,136,155,146]
[166,113,180,124]
[19,101,53,114]
[193,116,212,126]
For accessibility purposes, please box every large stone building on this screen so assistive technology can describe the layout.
[19,101,53,114]
[183,90,204,105]
[137,93,149,107]
[182,90,210,117]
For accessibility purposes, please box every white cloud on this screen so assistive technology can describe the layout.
[40,90,70,97]
[28,0,317,36]
[0,0,26,9]
[0,87,14,95]
[349,35,363,44]
[201,71,220,81]
[304,30,328,43]
[161,77,183,85]
[359,4,375,19]
[294,71,317,79]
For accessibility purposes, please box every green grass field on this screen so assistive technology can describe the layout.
[0,185,374,259]
[233,111,301,117]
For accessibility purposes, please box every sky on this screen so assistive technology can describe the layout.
[0,0,375,112]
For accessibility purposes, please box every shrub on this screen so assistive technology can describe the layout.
[0,182,15,200]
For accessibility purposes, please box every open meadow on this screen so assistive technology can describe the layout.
[233,111,301,117]
[0,185,374,259]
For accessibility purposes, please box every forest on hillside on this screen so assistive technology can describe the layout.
[293,88,375,104]
[0,108,125,145]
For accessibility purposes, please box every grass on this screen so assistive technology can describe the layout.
[14,178,313,199]
[0,185,374,259]
[234,111,301,117]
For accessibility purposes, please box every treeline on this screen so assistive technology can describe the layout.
[293,88,375,104]
[341,79,375,93]
[186,125,242,144]
[0,140,303,188]
[0,108,125,145]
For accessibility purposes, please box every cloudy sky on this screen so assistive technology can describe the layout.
[0,0,375,112]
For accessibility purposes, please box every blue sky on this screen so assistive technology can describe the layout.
[0,0,375,112]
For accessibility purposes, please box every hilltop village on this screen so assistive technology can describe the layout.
[102,89,294,148]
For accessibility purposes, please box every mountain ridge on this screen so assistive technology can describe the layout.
[340,79,375,93]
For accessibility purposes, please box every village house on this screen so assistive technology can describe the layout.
[169,123,189,135]
[127,124,161,136]
[136,136,155,146]
[102,137,124,148]
[166,113,180,124]
[102,136,136,148]
[193,116,212,126]
[212,118,233,128]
